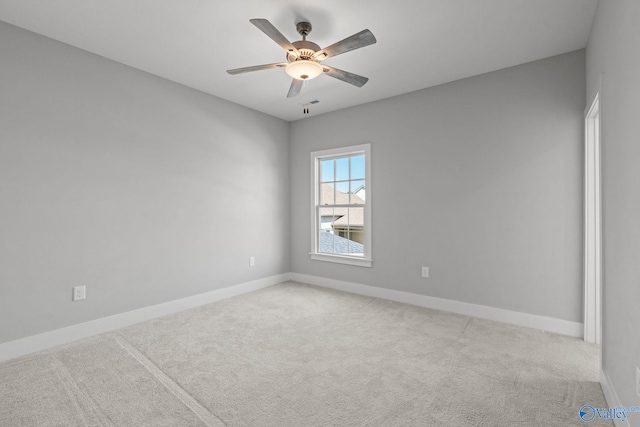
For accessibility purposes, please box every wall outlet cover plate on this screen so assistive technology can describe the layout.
[73,286,86,301]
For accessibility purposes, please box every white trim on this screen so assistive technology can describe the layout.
[310,253,372,267]
[600,370,631,427]
[584,89,602,346]
[290,273,583,337]
[310,144,371,159]
[0,272,587,363]
[0,273,290,363]
[310,143,372,266]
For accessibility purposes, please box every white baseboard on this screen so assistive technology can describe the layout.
[600,369,631,427]
[0,272,584,363]
[290,273,583,338]
[0,273,289,363]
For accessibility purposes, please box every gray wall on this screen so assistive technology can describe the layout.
[586,0,640,408]
[290,50,585,323]
[0,22,290,344]
[0,18,592,348]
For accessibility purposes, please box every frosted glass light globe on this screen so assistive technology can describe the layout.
[285,60,323,80]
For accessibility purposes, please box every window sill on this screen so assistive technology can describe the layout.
[310,253,372,268]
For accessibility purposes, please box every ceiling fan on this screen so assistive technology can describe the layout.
[227,19,376,98]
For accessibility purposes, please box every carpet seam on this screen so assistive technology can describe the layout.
[51,356,90,427]
[51,355,115,427]
[115,336,226,427]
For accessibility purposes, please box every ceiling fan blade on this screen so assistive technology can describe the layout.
[321,65,369,87]
[287,79,304,98]
[227,63,287,75]
[250,19,300,57]
[314,29,376,60]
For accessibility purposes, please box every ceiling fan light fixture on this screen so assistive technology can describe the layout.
[226,19,377,97]
[285,60,323,80]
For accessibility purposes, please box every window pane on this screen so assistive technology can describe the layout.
[320,159,334,182]
[319,229,363,256]
[350,180,365,203]
[319,207,336,232]
[318,230,336,254]
[326,207,364,256]
[320,183,334,205]
[346,207,364,242]
[318,205,337,255]
[335,181,349,203]
[336,157,349,181]
[351,155,365,180]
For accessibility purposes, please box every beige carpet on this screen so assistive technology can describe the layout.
[0,281,612,426]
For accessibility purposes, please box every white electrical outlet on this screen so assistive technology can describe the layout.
[636,366,640,399]
[249,257,255,267]
[421,267,429,278]
[73,286,86,301]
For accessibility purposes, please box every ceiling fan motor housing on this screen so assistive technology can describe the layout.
[287,40,321,62]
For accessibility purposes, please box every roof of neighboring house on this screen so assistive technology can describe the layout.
[332,210,363,228]
[319,232,364,255]
[321,183,365,206]
[319,206,364,228]
[320,183,365,227]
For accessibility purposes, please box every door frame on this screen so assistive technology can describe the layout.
[584,89,602,345]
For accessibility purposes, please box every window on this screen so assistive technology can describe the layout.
[310,144,371,267]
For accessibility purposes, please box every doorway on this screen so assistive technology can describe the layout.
[584,92,601,345]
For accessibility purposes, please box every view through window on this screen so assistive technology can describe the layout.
[311,144,371,267]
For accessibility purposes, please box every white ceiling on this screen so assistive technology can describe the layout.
[0,0,597,122]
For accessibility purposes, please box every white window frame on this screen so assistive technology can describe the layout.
[309,143,372,267]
